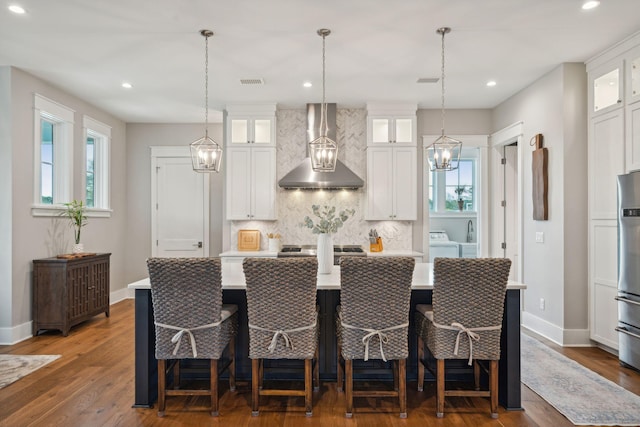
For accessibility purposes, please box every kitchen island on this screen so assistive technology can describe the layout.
[129,262,525,410]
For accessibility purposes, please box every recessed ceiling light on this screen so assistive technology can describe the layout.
[121,82,133,89]
[486,80,497,87]
[582,1,600,10]
[303,81,312,88]
[8,4,26,14]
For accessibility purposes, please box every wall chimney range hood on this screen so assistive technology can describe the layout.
[278,104,364,190]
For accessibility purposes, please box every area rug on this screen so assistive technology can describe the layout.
[521,333,640,426]
[0,354,60,389]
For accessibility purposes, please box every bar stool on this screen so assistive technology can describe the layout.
[242,257,320,417]
[336,257,415,418]
[147,257,237,417]
[416,257,511,418]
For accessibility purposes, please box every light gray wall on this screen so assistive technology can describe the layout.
[4,67,127,334]
[0,67,12,329]
[125,123,224,283]
[561,63,588,330]
[492,63,588,335]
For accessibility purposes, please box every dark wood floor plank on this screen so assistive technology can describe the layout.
[1,299,639,427]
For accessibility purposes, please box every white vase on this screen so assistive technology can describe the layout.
[317,233,333,274]
[72,243,84,254]
[268,238,280,252]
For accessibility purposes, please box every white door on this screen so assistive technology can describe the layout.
[151,147,209,257]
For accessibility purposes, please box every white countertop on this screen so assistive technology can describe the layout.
[366,249,423,257]
[219,250,278,257]
[128,262,526,291]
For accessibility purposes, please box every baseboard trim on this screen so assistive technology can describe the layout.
[522,311,592,347]
[0,289,135,345]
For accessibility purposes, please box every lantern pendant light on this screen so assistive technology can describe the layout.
[427,27,461,172]
[309,28,338,172]
[190,29,223,173]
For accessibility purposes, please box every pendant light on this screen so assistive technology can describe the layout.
[190,29,222,173]
[427,27,461,172]
[309,28,338,172]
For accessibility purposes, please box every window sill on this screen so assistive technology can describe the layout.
[31,204,112,218]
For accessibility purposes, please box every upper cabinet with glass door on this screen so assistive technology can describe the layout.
[591,60,623,116]
[225,104,276,147]
[627,46,640,105]
[366,103,417,146]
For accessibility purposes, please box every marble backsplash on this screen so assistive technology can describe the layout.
[229,108,412,250]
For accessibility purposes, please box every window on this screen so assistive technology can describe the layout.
[83,116,111,212]
[429,154,477,213]
[33,94,74,215]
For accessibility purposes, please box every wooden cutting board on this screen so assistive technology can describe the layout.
[532,134,548,220]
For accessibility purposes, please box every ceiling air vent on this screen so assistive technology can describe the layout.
[417,77,439,83]
[240,78,265,85]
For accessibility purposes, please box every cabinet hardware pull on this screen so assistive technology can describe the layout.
[615,296,640,306]
[616,326,640,340]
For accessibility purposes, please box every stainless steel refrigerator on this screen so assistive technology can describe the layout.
[617,171,640,370]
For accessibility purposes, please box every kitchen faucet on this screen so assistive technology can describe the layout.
[467,220,474,243]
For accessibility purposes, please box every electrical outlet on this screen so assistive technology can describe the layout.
[535,232,544,243]
[540,298,545,310]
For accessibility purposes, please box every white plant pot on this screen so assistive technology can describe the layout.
[317,233,333,274]
[268,238,280,252]
[72,243,84,254]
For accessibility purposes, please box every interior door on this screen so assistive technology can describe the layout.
[152,150,209,257]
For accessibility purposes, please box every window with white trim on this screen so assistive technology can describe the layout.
[83,116,111,211]
[33,94,74,214]
[429,150,478,213]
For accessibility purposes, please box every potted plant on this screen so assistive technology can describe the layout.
[301,205,355,274]
[454,186,467,211]
[61,200,88,253]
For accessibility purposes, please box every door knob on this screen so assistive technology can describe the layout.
[193,242,203,248]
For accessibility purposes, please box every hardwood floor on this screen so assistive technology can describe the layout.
[0,299,637,426]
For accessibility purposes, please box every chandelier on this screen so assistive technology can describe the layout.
[426,27,461,172]
[190,29,223,173]
[309,28,338,172]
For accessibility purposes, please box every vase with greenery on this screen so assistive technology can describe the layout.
[61,200,88,253]
[301,205,355,273]
[454,186,467,211]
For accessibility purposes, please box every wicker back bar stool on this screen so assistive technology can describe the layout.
[416,257,511,418]
[242,257,320,417]
[147,257,238,417]
[336,257,415,418]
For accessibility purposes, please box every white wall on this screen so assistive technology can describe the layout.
[1,67,127,343]
[125,123,224,282]
[492,63,589,343]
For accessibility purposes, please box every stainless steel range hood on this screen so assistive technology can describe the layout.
[278,103,364,190]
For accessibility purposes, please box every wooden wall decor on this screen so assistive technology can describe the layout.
[531,133,548,220]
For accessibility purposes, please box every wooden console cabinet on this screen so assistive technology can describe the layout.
[33,253,111,336]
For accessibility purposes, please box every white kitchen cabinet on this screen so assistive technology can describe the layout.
[626,101,640,172]
[459,243,478,258]
[226,146,277,220]
[368,116,416,146]
[590,109,624,218]
[366,103,417,146]
[225,104,276,146]
[626,46,640,105]
[590,60,623,116]
[366,146,417,220]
